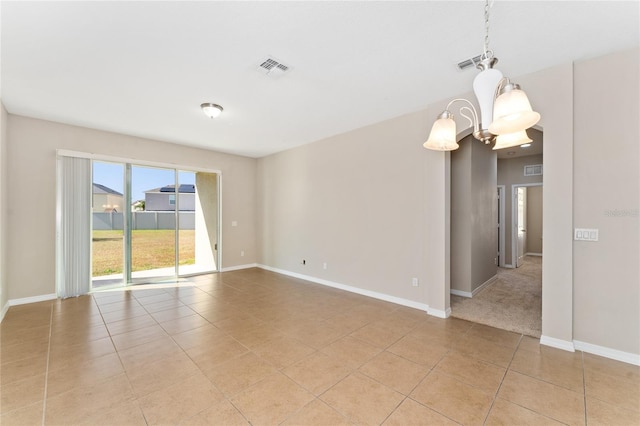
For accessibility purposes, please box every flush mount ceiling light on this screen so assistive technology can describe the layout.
[201,103,223,119]
[424,0,540,152]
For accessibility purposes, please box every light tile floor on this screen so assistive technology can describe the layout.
[1,268,639,425]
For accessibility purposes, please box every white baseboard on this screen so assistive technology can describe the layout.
[504,264,514,269]
[450,275,497,298]
[221,263,258,272]
[1,293,58,321]
[540,335,575,352]
[427,306,451,319]
[257,264,429,313]
[574,340,640,366]
[474,275,498,295]
[525,252,543,257]
[0,300,9,322]
[9,293,57,306]
[450,289,472,298]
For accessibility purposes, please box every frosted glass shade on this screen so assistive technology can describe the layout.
[488,89,540,135]
[493,130,532,150]
[201,103,223,118]
[424,117,459,151]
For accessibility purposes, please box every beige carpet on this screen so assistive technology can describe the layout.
[450,256,542,337]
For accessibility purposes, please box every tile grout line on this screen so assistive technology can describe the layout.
[40,303,54,426]
[380,334,458,425]
[132,286,263,424]
[481,333,523,425]
[95,294,150,425]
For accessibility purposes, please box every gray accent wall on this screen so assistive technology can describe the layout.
[451,134,497,295]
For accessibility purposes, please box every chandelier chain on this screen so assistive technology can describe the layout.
[483,0,492,59]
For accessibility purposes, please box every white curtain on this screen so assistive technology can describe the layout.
[56,155,91,298]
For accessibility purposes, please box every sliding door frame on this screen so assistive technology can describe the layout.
[57,149,223,289]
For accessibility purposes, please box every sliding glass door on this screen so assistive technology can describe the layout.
[91,160,219,289]
[130,165,177,283]
[91,161,125,289]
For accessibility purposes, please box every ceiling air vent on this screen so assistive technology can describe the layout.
[257,56,291,77]
[524,164,543,176]
[457,54,484,70]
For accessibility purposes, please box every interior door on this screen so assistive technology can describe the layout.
[516,186,527,267]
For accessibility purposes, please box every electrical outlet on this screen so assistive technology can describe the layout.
[240,250,245,257]
[412,278,419,287]
[323,262,327,270]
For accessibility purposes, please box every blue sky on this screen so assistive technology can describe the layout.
[93,161,195,202]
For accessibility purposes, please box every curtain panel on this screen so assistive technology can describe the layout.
[56,155,91,298]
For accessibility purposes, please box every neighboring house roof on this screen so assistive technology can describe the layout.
[145,184,195,194]
[93,183,123,196]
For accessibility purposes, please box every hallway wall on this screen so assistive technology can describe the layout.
[526,186,543,255]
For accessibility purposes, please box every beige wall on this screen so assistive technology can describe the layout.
[573,48,639,355]
[497,153,543,265]
[6,115,257,300]
[526,186,543,254]
[257,110,428,305]
[0,103,8,315]
[451,134,497,294]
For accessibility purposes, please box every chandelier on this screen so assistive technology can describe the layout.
[424,0,540,151]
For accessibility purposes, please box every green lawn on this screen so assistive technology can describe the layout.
[92,230,195,276]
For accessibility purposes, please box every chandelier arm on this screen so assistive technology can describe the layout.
[445,98,480,134]
[494,77,510,101]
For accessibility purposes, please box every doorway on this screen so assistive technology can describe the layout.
[516,186,527,267]
[449,129,544,336]
[512,183,543,269]
[497,185,505,267]
[91,160,220,289]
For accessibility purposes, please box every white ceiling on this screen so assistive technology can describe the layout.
[1,1,638,158]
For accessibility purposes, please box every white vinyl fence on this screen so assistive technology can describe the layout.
[93,212,195,230]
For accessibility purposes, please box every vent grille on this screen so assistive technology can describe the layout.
[257,57,290,77]
[524,164,543,176]
[457,54,484,70]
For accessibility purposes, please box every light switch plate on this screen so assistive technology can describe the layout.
[574,228,598,241]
